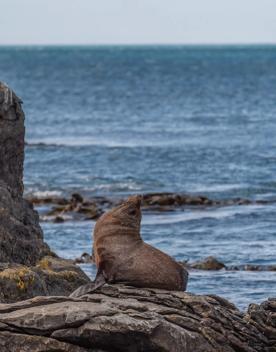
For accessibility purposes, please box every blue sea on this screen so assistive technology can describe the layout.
[1,45,276,309]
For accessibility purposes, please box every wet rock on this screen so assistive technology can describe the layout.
[0,82,50,265]
[74,252,93,264]
[0,256,90,303]
[71,192,84,203]
[0,284,274,351]
[40,194,104,222]
[29,196,69,205]
[53,215,65,223]
[226,264,276,271]
[142,193,215,207]
[185,259,276,272]
[231,264,262,271]
[27,191,275,223]
[184,256,226,270]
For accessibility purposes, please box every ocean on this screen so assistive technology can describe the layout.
[1,45,276,309]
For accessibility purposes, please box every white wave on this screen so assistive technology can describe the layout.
[190,184,245,193]
[74,183,143,194]
[95,182,143,191]
[26,190,63,198]
[142,204,266,225]
[26,137,176,148]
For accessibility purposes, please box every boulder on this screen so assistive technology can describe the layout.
[0,256,90,303]
[186,256,226,270]
[0,82,50,265]
[0,284,274,351]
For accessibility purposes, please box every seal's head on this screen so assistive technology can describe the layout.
[112,195,142,227]
[97,195,142,231]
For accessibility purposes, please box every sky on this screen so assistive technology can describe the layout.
[0,0,275,45]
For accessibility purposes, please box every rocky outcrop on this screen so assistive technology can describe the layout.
[0,82,24,196]
[0,82,93,303]
[0,82,50,265]
[28,191,276,223]
[0,284,275,352]
[0,256,90,303]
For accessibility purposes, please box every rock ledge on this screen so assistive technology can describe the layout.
[0,284,275,352]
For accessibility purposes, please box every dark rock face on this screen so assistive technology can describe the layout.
[0,82,49,265]
[0,82,24,196]
[0,284,275,352]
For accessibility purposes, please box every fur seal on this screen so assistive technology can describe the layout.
[70,195,188,297]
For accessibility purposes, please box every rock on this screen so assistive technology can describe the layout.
[185,256,226,270]
[143,193,214,207]
[0,82,24,196]
[0,284,274,351]
[182,259,276,272]
[53,215,65,223]
[0,82,50,265]
[74,252,93,264]
[29,196,69,205]
[40,194,103,222]
[226,264,276,271]
[0,331,91,352]
[27,192,276,223]
[0,256,90,303]
[229,264,263,271]
[71,192,84,203]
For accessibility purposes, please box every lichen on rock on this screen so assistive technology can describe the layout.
[0,256,90,303]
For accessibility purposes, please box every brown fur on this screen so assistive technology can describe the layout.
[93,195,188,291]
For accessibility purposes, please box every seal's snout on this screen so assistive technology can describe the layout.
[126,194,142,208]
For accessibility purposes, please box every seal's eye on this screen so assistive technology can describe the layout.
[128,208,136,216]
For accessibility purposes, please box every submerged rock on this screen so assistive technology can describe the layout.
[0,284,274,351]
[0,82,50,265]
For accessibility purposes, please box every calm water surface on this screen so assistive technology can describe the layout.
[1,45,276,309]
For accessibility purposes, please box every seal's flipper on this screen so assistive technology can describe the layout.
[69,269,106,298]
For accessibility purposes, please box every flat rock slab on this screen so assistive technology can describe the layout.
[0,284,275,351]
